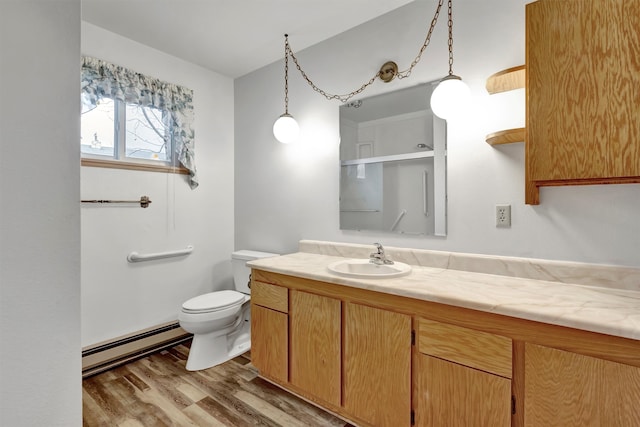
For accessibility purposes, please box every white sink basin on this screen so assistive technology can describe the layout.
[327,259,412,279]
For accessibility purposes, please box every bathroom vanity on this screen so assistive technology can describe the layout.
[249,241,640,427]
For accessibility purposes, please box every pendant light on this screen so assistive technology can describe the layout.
[273,34,300,144]
[430,0,470,119]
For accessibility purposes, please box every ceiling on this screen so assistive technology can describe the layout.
[81,0,415,79]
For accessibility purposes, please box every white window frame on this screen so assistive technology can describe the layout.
[81,97,187,174]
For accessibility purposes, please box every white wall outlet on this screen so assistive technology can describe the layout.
[496,204,511,227]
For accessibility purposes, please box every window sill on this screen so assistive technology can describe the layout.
[81,158,189,175]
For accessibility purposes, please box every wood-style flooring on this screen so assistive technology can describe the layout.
[83,341,352,427]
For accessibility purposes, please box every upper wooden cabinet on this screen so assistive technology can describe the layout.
[525,0,640,204]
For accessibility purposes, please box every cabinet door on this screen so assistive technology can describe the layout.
[607,0,640,178]
[527,0,609,183]
[524,343,640,426]
[289,290,341,406]
[251,304,288,383]
[343,302,412,427]
[415,353,511,427]
[525,0,640,204]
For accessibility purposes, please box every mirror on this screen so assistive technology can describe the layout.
[339,81,447,236]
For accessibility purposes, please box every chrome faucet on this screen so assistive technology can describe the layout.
[369,243,394,265]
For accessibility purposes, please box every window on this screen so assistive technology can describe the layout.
[81,98,174,165]
[81,56,198,188]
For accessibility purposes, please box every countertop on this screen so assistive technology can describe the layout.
[248,251,640,341]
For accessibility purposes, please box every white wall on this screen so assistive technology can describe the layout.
[235,0,640,268]
[81,23,235,346]
[0,1,81,425]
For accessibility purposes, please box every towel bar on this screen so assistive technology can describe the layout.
[81,196,152,208]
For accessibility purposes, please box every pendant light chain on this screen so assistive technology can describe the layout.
[286,38,378,103]
[284,34,290,114]
[284,0,445,103]
[447,0,454,76]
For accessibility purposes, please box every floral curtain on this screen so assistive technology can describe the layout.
[81,56,198,189]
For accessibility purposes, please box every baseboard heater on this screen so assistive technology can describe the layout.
[82,321,191,378]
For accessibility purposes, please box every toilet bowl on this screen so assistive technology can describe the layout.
[178,250,277,371]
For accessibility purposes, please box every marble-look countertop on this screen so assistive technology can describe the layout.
[249,249,640,341]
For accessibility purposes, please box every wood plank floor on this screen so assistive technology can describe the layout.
[83,341,352,427]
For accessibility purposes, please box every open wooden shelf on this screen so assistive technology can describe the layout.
[486,65,525,94]
[486,65,526,146]
[486,128,525,146]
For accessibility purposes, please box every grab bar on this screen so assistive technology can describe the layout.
[127,245,194,263]
[390,209,407,231]
[423,170,429,216]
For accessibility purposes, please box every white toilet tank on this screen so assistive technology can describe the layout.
[231,250,278,294]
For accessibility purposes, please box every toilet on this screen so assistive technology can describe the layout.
[178,249,278,371]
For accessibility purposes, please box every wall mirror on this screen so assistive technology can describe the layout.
[339,81,447,236]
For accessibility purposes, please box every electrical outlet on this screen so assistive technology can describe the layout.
[496,204,511,227]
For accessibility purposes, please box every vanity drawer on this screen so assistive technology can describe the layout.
[252,280,288,313]
[417,318,512,378]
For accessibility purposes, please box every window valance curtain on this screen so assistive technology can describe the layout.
[81,56,198,189]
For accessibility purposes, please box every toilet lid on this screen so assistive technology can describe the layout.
[182,290,245,313]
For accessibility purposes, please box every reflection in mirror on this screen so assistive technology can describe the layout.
[339,81,447,236]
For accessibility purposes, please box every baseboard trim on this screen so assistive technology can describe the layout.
[82,321,191,378]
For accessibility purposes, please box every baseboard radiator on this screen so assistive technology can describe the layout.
[82,321,192,378]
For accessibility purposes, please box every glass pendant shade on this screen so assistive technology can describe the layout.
[430,75,471,119]
[273,113,300,144]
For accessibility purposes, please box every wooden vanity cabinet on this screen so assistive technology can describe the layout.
[525,0,640,204]
[414,318,512,427]
[524,343,640,427]
[250,271,413,426]
[289,290,341,407]
[250,269,640,427]
[343,302,412,427]
[289,293,414,425]
[250,280,288,383]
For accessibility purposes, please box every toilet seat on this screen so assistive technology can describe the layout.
[181,290,246,314]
